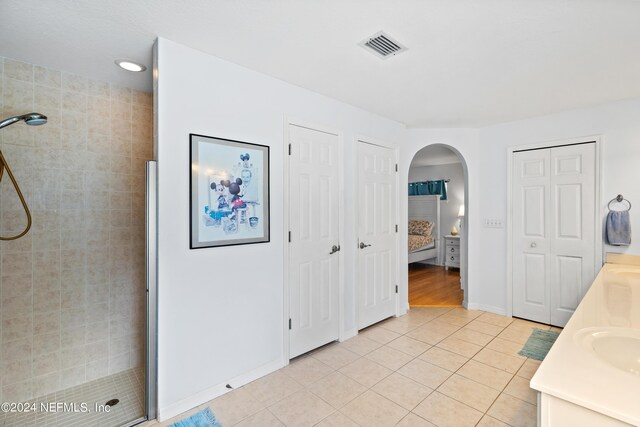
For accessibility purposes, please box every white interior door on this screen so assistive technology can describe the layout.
[549,144,596,326]
[512,143,596,327]
[513,149,551,324]
[357,141,397,329]
[288,124,340,358]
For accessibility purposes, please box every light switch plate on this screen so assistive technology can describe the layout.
[484,218,503,228]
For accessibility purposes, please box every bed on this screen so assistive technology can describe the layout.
[408,195,441,264]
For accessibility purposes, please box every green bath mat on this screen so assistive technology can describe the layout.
[518,328,560,361]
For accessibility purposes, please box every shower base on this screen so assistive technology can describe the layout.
[1,368,145,427]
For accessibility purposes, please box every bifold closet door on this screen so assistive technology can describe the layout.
[512,149,552,324]
[512,143,596,327]
[548,144,596,326]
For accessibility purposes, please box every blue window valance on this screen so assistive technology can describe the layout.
[408,180,447,200]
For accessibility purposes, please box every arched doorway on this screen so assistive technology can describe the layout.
[407,144,469,307]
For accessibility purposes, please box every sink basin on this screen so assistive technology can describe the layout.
[575,327,640,375]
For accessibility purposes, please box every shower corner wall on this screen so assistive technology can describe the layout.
[0,55,152,419]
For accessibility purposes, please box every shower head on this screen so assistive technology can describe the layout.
[23,113,47,126]
[0,113,48,130]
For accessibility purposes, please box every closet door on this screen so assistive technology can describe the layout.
[549,144,596,327]
[512,149,552,324]
[288,124,341,358]
[357,141,397,329]
[512,143,597,327]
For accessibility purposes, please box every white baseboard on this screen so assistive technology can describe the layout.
[466,302,507,316]
[157,358,283,422]
[341,328,358,342]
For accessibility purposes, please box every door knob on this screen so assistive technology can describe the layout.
[530,242,537,248]
[359,242,372,249]
[329,245,341,255]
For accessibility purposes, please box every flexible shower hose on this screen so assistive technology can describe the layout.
[0,150,32,240]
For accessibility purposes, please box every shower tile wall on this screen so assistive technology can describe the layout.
[0,57,152,403]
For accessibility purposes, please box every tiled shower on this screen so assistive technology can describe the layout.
[0,56,151,425]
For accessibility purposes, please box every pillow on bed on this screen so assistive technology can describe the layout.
[408,219,434,237]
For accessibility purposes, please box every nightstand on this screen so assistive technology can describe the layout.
[444,235,460,270]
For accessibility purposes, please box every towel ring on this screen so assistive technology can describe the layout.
[608,194,632,211]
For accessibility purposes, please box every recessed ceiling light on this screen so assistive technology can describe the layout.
[114,59,147,72]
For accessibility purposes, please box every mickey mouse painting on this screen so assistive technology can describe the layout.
[191,133,269,249]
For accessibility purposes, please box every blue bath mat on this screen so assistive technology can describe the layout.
[169,408,222,427]
[518,328,560,361]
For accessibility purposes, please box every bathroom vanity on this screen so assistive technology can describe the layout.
[531,254,640,426]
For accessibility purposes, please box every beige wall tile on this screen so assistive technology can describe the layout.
[34,66,61,88]
[61,73,88,93]
[88,80,110,98]
[32,351,60,377]
[4,59,33,82]
[2,359,32,385]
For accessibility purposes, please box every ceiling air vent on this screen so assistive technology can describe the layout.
[359,31,407,59]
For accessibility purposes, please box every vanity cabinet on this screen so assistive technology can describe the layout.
[531,254,640,427]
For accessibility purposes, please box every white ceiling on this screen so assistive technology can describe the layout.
[410,145,461,167]
[2,0,640,127]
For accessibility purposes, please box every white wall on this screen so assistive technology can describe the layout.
[472,97,640,315]
[155,37,405,419]
[409,162,465,250]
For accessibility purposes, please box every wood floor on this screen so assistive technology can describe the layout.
[409,263,463,307]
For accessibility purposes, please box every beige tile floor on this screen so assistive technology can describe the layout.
[145,308,561,427]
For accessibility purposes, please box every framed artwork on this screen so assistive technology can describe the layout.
[190,134,270,249]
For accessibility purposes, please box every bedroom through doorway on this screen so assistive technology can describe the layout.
[408,145,467,307]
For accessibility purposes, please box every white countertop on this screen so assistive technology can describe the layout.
[530,258,640,425]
